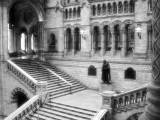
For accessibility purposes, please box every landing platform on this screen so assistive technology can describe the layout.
[52,90,102,111]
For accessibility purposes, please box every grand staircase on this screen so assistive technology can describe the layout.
[11,59,97,120]
[12,59,87,99]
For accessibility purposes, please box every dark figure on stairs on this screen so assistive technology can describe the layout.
[101,60,111,84]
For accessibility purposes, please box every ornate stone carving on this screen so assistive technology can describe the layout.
[55,1,63,12]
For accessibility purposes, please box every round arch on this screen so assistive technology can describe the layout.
[8,0,45,22]
[126,112,143,120]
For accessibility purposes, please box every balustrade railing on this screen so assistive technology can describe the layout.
[100,84,149,114]
[92,109,109,120]
[4,95,41,120]
[7,60,48,95]
[7,60,38,93]
[112,84,148,112]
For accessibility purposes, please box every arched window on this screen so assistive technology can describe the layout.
[114,25,121,50]
[125,67,136,79]
[102,4,106,15]
[74,27,81,52]
[130,0,135,13]
[66,28,72,51]
[125,24,134,53]
[104,25,111,51]
[108,3,112,14]
[73,8,76,18]
[118,2,123,14]
[65,9,68,19]
[92,5,96,16]
[77,7,81,18]
[97,4,101,16]
[69,8,72,19]
[21,33,26,51]
[93,26,101,52]
[88,65,97,76]
[124,1,129,13]
[49,33,56,51]
[67,0,70,4]
[113,2,117,14]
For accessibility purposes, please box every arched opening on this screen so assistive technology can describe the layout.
[69,8,72,19]
[113,2,117,14]
[8,0,44,57]
[108,3,112,14]
[65,9,68,19]
[118,2,123,14]
[66,28,72,52]
[148,0,152,11]
[92,5,96,16]
[73,8,76,18]
[125,24,134,55]
[12,91,29,108]
[88,65,97,76]
[114,25,121,51]
[97,4,101,16]
[21,33,27,51]
[124,1,129,13]
[125,67,136,79]
[104,25,111,52]
[49,33,56,52]
[93,26,101,52]
[74,27,81,53]
[130,0,135,13]
[102,4,106,15]
[77,7,81,18]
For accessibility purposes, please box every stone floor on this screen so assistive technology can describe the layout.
[52,89,102,111]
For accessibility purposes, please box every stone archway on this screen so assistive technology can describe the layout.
[8,0,44,56]
[127,112,143,120]
[11,88,29,108]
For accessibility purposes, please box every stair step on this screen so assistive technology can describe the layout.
[45,103,96,116]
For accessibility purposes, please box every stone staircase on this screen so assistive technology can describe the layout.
[28,101,97,120]
[12,59,87,99]
[11,59,98,120]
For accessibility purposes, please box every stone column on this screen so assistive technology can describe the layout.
[148,29,152,56]
[139,1,160,120]
[71,30,75,55]
[121,30,127,57]
[111,30,115,57]
[100,31,105,56]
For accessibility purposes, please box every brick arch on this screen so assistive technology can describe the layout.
[122,20,135,30]
[111,20,123,30]
[73,24,82,29]
[91,22,101,32]
[11,87,30,100]
[64,24,73,31]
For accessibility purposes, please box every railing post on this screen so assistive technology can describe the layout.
[36,81,48,103]
[100,91,116,120]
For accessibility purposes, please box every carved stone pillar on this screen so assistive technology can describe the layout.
[139,1,160,120]
[121,30,127,57]
[111,30,115,57]
[100,31,105,56]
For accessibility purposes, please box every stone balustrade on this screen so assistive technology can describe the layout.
[7,60,47,95]
[100,84,148,115]
[4,95,41,120]
[92,109,109,120]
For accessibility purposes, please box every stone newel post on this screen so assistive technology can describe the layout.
[100,91,116,114]
[139,1,160,120]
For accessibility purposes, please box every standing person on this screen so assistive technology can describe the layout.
[101,60,111,84]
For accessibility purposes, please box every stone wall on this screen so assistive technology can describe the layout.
[48,59,152,91]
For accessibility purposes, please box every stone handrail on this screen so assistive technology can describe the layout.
[37,63,73,93]
[7,60,48,94]
[91,109,109,120]
[4,95,41,120]
[101,84,149,114]
[7,60,38,93]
